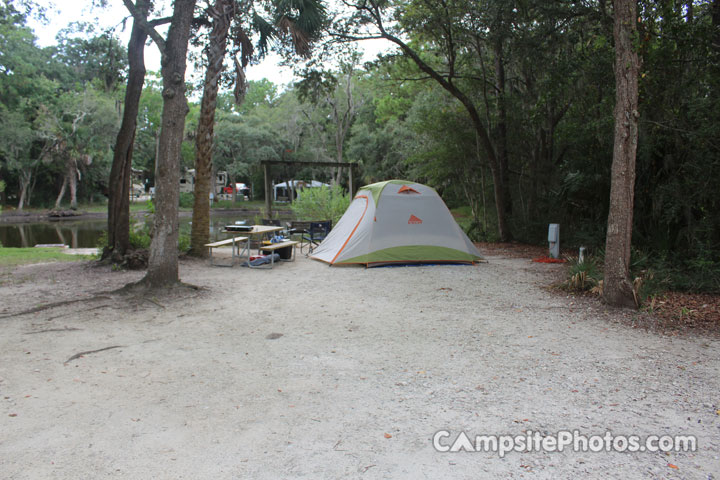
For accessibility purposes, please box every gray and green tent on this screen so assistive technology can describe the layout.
[310,180,483,267]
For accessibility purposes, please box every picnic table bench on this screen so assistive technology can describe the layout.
[205,236,248,267]
[251,240,299,269]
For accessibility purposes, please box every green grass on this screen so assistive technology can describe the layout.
[79,202,148,213]
[0,247,96,267]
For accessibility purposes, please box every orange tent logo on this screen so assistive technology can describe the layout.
[408,215,423,224]
[398,185,420,194]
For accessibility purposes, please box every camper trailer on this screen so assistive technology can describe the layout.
[179,169,228,196]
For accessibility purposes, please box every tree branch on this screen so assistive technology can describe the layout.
[122,0,167,53]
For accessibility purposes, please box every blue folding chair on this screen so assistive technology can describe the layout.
[302,220,331,254]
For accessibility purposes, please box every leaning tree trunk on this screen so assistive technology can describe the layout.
[373,29,513,241]
[55,174,68,209]
[190,0,233,258]
[17,171,31,211]
[603,0,640,308]
[143,0,197,287]
[105,0,149,261]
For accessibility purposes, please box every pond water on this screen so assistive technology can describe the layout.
[0,214,260,248]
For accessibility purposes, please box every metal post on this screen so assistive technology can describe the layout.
[348,164,354,198]
[263,163,272,218]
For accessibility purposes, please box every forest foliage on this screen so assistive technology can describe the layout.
[0,0,718,292]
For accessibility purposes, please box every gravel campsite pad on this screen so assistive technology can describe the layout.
[0,250,718,478]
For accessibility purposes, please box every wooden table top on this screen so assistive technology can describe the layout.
[224,225,284,236]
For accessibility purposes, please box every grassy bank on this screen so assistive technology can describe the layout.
[0,248,95,267]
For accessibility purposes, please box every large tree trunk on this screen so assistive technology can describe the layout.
[603,0,640,308]
[190,0,233,258]
[105,0,148,261]
[143,0,197,287]
[68,162,78,209]
[55,174,68,209]
[17,170,31,211]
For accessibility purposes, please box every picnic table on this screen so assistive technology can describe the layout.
[213,225,298,269]
[204,236,249,267]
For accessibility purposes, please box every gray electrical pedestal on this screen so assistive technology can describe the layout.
[548,223,560,259]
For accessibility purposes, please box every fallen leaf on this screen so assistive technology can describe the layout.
[668,463,678,469]
[384,433,392,439]
[8,413,17,417]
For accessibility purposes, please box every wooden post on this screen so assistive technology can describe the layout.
[263,162,272,218]
[348,164,354,199]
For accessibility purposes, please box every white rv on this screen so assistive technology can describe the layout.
[179,169,228,195]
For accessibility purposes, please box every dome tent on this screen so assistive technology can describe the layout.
[310,180,483,267]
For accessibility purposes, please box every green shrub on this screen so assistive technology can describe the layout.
[564,255,602,291]
[290,185,350,225]
[96,231,108,250]
[179,192,194,209]
[212,199,236,209]
[129,229,151,249]
[178,233,191,253]
[96,228,151,251]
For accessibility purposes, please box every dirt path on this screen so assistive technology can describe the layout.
[0,252,718,479]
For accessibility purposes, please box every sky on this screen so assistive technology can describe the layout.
[30,0,393,89]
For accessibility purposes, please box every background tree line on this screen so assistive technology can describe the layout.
[0,0,718,293]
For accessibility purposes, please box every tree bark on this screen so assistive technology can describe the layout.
[68,161,78,209]
[493,38,513,221]
[55,174,68,209]
[143,0,197,287]
[603,0,640,308]
[190,0,233,258]
[105,0,149,261]
[17,170,30,211]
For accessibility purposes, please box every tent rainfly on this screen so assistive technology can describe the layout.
[310,180,483,267]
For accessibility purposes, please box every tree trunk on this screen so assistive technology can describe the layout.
[190,0,233,258]
[143,0,197,287]
[105,0,148,261]
[494,38,513,221]
[68,162,78,209]
[17,172,30,211]
[55,174,68,209]
[374,27,513,241]
[603,0,640,308]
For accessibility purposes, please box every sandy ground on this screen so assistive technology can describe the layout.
[0,250,718,479]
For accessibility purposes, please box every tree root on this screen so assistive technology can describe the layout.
[64,345,125,364]
[45,304,113,322]
[0,295,112,320]
[25,327,82,335]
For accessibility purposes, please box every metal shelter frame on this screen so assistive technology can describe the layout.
[260,160,357,218]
